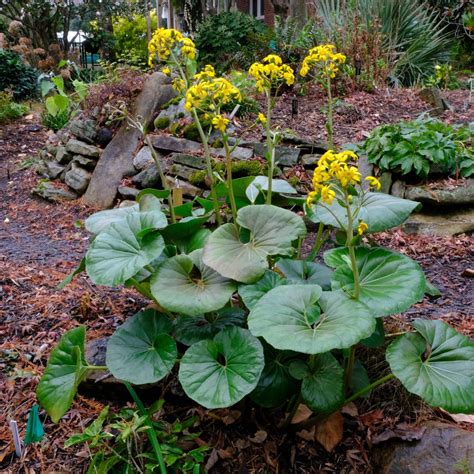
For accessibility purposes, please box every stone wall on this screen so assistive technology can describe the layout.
[34,114,327,205]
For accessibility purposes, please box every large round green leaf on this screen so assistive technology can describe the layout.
[175,228,211,254]
[106,309,177,385]
[85,205,139,234]
[387,319,474,413]
[300,353,344,414]
[250,343,298,408]
[86,212,166,286]
[238,270,288,310]
[248,285,375,354]
[178,327,264,408]
[276,258,333,290]
[174,308,247,346]
[308,191,419,233]
[202,205,306,283]
[37,327,88,423]
[151,250,236,316]
[159,215,210,243]
[325,247,426,317]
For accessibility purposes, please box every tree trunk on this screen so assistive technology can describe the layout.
[289,0,307,27]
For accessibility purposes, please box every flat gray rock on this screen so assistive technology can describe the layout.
[133,146,155,170]
[404,180,474,207]
[150,135,202,154]
[168,163,197,181]
[32,181,78,201]
[55,146,73,164]
[65,165,92,193]
[68,118,97,144]
[403,207,474,236]
[45,160,65,179]
[373,421,474,473]
[71,155,96,168]
[66,139,101,158]
[301,154,322,167]
[118,186,139,199]
[132,166,161,188]
[211,146,253,161]
[246,142,300,166]
[171,153,207,169]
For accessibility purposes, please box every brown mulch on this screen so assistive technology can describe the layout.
[0,88,473,473]
[242,86,473,146]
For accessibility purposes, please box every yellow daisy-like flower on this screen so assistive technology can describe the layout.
[162,67,171,76]
[338,150,358,162]
[306,190,317,207]
[320,185,336,205]
[212,115,230,133]
[257,113,267,124]
[365,176,381,190]
[357,221,368,235]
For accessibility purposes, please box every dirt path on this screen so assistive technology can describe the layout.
[1,106,473,472]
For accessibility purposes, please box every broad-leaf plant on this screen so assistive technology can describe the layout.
[38,32,474,431]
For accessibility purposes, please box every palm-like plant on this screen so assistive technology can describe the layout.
[312,0,453,85]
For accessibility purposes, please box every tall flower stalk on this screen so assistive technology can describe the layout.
[300,44,346,150]
[305,149,382,392]
[185,66,242,224]
[149,30,242,224]
[249,55,295,204]
[306,149,381,298]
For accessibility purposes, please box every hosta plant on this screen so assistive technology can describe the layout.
[38,151,474,426]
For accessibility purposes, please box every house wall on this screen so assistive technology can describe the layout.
[236,0,275,26]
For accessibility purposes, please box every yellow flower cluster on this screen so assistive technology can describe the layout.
[306,150,382,207]
[148,28,196,66]
[184,65,241,134]
[248,54,295,93]
[300,44,346,79]
[185,67,241,113]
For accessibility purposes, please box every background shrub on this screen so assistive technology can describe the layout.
[0,91,28,123]
[311,0,453,86]
[112,12,158,69]
[195,12,268,71]
[0,50,39,100]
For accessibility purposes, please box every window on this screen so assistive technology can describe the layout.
[250,0,264,20]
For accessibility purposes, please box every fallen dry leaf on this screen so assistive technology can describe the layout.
[359,409,384,427]
[445,412,474,424]
[291,404,313,424]
[204,448,219,472]
[341,402,359,417]
[249,430,267,444]
[315,411,344,452]
[234,439,250,450]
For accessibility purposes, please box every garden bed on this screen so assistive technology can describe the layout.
[1,99,473,472]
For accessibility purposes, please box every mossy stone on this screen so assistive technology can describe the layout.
[182,122,201,142]
[154,116,170,130]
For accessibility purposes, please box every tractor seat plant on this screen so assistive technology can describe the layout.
[36,35,474,472]
[37,152,474,430]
